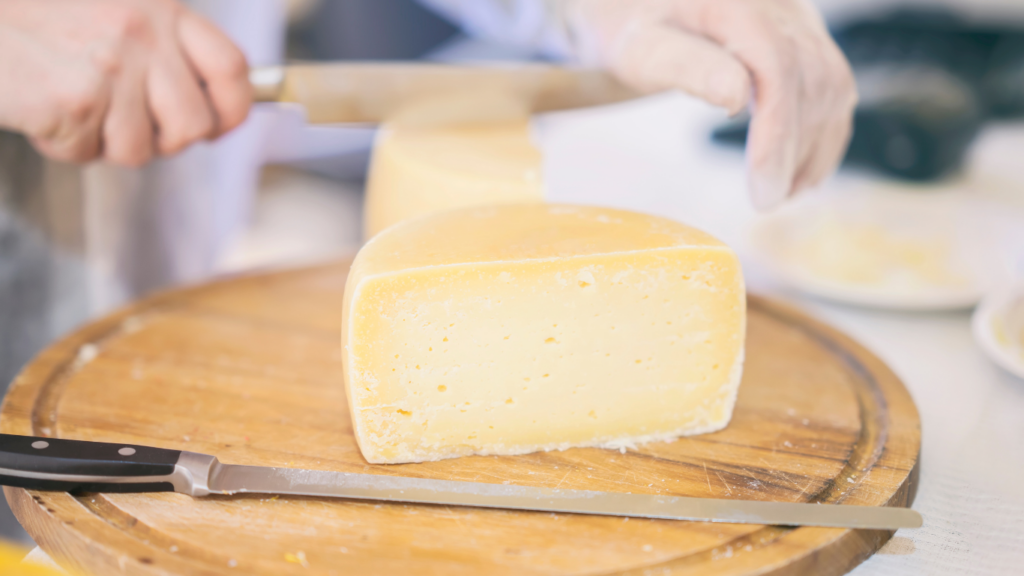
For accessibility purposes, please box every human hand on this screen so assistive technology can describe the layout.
[566,0,857,211]
[0,0,252,166]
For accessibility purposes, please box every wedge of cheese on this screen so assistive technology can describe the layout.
[342,204,746,464]
[363,120,543,240]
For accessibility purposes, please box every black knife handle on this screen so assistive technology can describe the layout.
[0,434,183,494]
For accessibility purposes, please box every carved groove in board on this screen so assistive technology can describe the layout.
[30,308,167,438]
[74,494,234,572]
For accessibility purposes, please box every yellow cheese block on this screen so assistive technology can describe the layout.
[342,204,746,464]
[362,121,543,239]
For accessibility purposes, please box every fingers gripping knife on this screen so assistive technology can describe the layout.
[0,435,922,530]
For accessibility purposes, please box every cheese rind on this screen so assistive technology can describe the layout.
[343,205,746,464]
[363,121,543,239]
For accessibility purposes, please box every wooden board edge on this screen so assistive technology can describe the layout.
[5,487,225,576]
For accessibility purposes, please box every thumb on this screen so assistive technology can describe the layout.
[609,20,751,114]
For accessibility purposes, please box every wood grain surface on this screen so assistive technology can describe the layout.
[1,260,920,576]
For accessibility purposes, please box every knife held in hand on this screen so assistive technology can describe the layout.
[249,63,641,125]
[0,434,921,530]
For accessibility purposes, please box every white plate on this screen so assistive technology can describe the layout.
[973,284,1024,379]
[748,186,1022,311]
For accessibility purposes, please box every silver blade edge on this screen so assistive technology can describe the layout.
[209,464,921,530]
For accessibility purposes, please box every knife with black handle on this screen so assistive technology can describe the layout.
[0,434,922,530]
[0,434,183,494]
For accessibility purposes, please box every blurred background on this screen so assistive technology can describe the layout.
[3,0,1024,562]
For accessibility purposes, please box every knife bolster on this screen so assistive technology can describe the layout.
[171,451,220,497]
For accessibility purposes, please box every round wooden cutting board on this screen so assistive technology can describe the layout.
[1,261,920,576]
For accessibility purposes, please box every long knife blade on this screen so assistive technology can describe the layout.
[205,462,921,530]
[250,63,640,125]
[0,435,921,530]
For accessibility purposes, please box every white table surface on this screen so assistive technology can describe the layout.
[25,93,1024,574]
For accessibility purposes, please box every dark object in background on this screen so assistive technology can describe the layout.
[289,0,460,61]
[713,9,1024,182]
[984,35,1024,117]
[713,65,983,182]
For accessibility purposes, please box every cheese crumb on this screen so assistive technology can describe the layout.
[285,551,309,568]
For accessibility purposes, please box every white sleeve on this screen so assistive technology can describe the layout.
[417,0,576,60]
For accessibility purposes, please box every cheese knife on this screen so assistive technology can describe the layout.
[249,63,641,124]
[0,434,921,530]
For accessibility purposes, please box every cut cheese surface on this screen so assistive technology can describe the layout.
[342,204,746,464]
[363,121,543,239]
